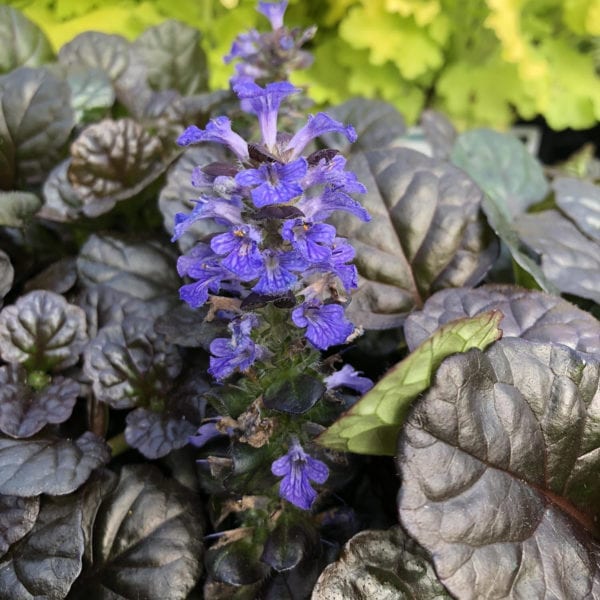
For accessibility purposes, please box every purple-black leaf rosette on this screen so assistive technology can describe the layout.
[174,80,370,381]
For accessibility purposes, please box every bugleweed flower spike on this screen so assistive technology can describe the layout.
[176,3,372,513]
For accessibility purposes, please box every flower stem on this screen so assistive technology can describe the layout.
[107,432,129,457]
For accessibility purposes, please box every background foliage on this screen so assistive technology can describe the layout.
[5,0,600,129]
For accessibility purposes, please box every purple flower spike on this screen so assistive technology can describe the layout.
[177,117,249,161]
[208,315,265,380]
[324,364,373,394]
[177,245,228,308]
[225,30,261,64]
[286,113,358,160]
[271,437,329,510]
[236,158,307,208]
[292,300,354,350]
[258,1,288,30]
[233,81,299,149]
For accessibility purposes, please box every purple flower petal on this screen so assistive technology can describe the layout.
[233,81,299,149]
[324,364,373,394]
[271,438,329,510]
[292,301,354,350]
[286,113,358,160]
[281,219,336,262]
[252,249,304,294]
[299,187,370,222]
[211,225,264,280]
[258,1,288,29]
[189,420,222,448]
[177,116,249,161]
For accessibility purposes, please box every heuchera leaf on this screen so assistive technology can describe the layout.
[318,311,503,455]
[515,210,600,303]
[320,98,406,155]
[0,493,85,599]
[0,290,88,372]
[133,19,208,96]
[332,148,498,329]
[397,338,600,599]
[71,464,204,599]
[312,526,451,599]
[0,250,13,302]
[404,285,600,355]
[0,364,79,439]
[0,495,39,559]
[0,6,54,74]
[0,431,110,497]
[77,234,180,301]
[68,118,165,216]
[83,316,182,409]
[554,177,600,243]
[0,67,74,189]
[0,191,41,228]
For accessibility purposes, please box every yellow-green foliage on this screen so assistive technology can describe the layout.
[6,0,600,129]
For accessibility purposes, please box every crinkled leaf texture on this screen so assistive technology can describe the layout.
[124,370,209,458]
[397,338,600,599]
[405,284,600,355]
[77,234,180,302]
[133,19,208,96]
[0,492,85,600]
[84,316,182,409]
[68,118,166,216]
[72,464,204,599]
[0,290,88,372]
[0,495,39,559]
[312,526,451,600]
[0,67,74,189]
[318,311,502,455]
[515,210,600,304]
[333,148,498,329]
[0,431,110,497]
[39,159,85,223]
[0,364,79,438]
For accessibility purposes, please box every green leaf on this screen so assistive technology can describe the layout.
[0,6,54,74]
[65,66,115,124]
[0,191,41,227]
[134,20,208,96]
[318,311,503,455]
[450,128,549,220]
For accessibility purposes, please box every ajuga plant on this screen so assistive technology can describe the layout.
[2,1,600,599]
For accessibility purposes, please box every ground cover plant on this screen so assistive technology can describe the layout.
[0,2,599,598]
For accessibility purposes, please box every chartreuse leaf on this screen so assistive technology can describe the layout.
[318,311,503,455]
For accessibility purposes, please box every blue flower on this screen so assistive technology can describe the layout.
[304,154,367,195]
[291,300,354,350]
[286,113,357,160]
[252,249,305,295]
[208,315,265,380]
[189,419,226,448]
[235,158,307,208]
[271,437,329,510]
[299,186,371,222]
[172,196,243,242]
[258,1,288,29]
[211,225,264,280]
[324,364,373,394]
[281,218,336,262]
[304,237,358,292]
[177,245,229,308]
[224,30,261,64]
[233,80,299,149]
[177,116,249,161]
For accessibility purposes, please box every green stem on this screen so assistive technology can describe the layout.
[107,432,129,458]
